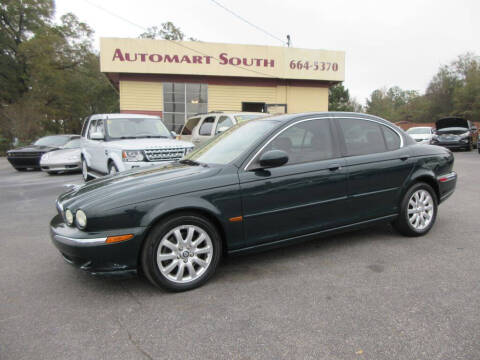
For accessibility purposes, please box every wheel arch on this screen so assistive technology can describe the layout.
[137,199,229,266]
[405,171,440,202]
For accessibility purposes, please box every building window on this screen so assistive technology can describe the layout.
[163,83,208,132]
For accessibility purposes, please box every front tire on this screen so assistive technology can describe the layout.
[141,213,222,292]
[108,161,119,175]
[81,158,93,182]
[392,182,437,237]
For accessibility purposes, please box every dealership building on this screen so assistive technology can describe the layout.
[100,38,345,131]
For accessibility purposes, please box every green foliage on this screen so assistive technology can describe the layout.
[0,2,119,147]
[139,22,197,41]
[366,53,480,123]
[329,83,362,112]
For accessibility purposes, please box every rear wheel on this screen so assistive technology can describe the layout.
[141,213,222,292]
[393,182,437,237]
[47,171,58,175]
[81,158,93,182]
[15,168,27,172]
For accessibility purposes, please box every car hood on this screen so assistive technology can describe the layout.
[106,138,194,150]
[409,133,432,140]
[436,128,469,135]
[41,148,80,161]
[8,145,57,153]
[436,117,469,130]
[59,162,225,211]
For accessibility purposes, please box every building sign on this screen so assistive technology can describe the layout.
[100,38,345,82]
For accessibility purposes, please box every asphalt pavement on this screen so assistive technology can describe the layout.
[0,152,479,360]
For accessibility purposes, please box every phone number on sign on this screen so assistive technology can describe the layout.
[289,60,339,71]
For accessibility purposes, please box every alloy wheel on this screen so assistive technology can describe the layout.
[156,225,213,284]
[407,189,434,231]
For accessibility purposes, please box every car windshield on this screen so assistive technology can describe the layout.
[34,136,71,147]
[63,138,80,149]
[407,128,431,135]
[106,118,171,139]
[184,119,278,165]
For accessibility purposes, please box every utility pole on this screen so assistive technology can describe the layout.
[286,35,291,47]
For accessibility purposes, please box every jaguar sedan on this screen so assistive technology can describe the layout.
[51,112,457,291]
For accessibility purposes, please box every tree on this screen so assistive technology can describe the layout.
[139,22,197,41]
[0,0,54,104]
[329,83,362,112]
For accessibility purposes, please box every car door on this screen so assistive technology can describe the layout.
[83,119,97,169]
[334,116,414,222]
[238,117,348,247]
[192,116,216,146]
[91,119,108,173]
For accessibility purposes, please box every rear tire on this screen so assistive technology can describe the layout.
[15,168,27,172]
[392,182,438,237]
[141,213,222,292]
[47,171,58,175]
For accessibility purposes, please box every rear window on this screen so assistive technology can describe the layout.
[181,117,201,135]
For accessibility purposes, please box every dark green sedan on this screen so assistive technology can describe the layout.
[51,112,457,291]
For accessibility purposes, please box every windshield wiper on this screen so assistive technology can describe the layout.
[118,136,137,139]
[137,135,168,138]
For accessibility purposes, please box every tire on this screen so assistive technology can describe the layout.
[467,141,473,151]
[15,167,27,172]
[108,161,119,175]
[47,171,58,175]
[141,212,222,292]
[81,158,93,182]
[392,182,438,237]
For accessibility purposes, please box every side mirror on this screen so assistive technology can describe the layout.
[90,132,104,140]
[216,126,230,134]
[258,150,288,169]
[171,131,177,137]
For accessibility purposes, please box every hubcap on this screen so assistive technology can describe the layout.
[407,189,434,231]
[156,225,213,283]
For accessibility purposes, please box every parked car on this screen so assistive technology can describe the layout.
[406,126,434,144]
[40,138,81,175]
[430,117,478,151]
[51,112,457,291]
[178,112,269,147]
[7,135,80,171]
[80,114,194,181]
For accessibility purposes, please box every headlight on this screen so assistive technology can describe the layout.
[185,147,194,154]
[65,209,74,225]
[460,132,470,138]
[75,210,87,229]
[122,150,145,162]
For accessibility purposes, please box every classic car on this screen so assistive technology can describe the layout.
[50,112,457,291]
[7,135,80,171]
[40,138,81,174]
[430,117,478,151]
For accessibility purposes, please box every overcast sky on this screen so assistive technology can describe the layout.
[56,0,479,104]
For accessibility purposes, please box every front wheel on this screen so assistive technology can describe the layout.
[108,162,119,175]
[81,158,93,182]
[392,182,438,237]
[141,213,222,292]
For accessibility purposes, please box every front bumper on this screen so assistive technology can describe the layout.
[119,160,176,172]
[431,141,469,149]
[50,214,146,275]
[41,161,81,173]
[7,155,42,169]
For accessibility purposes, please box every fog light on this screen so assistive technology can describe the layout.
[75,210,87,229]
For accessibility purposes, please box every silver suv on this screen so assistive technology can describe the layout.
[80,114,194,181]
[178,112,268,147]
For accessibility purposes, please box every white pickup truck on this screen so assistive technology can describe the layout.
[80,114,194,181]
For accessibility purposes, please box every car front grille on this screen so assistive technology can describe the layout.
[10,152,42,157]
[144,148,187,162]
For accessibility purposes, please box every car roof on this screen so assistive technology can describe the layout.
[89,113,161,120]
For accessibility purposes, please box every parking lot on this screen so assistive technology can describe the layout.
[0,151,479,360]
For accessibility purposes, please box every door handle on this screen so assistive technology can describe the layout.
[400,156,409,161]
[328,164,341,171]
